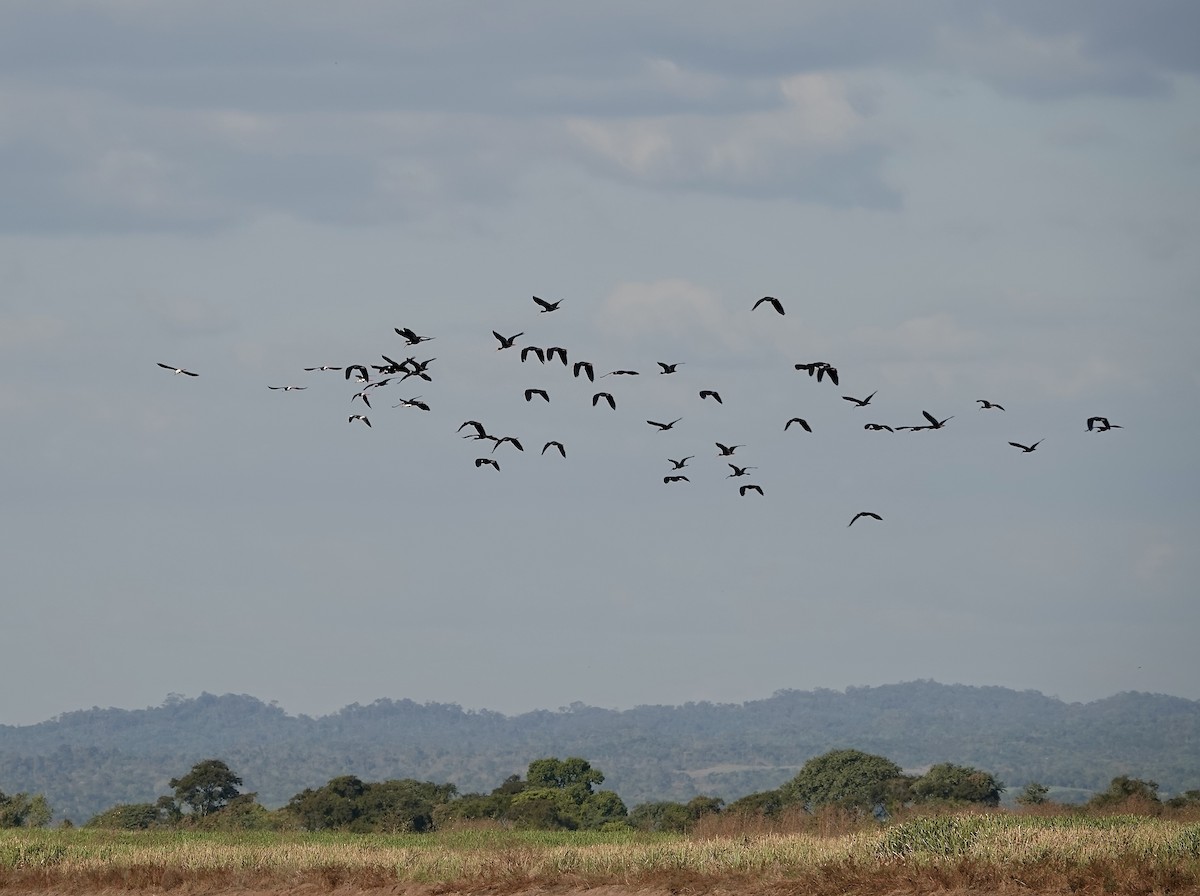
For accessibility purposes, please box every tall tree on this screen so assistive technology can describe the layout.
[779,749,910,813]
[911,763,1005,806]
[169,759,243,817]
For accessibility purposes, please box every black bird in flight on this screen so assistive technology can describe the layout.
[593,392,616,409]
[843,391,877,407]
[796,362,839,385]
[394,396,430,411]
[394,327,434,345]
[344,364,369,382]
[663,475,690,484]
[524,388,550,403]
[475,457,500,470]
[1087,416,1122,432]
[521,346,546,364]
[922,410,953,429]
[784,417,812,432]
[489,435,524,453]
[864,423,894,432]
[493,331,523,350]
[348,415,371,427]
[157,363,198,377]
[542,441,566,457]
[546,346,568,366]
[727,464,756,478]
[657,362,682,374]
[739,484,764,497]
[458,420,489,439]
[977,399,1005,410]
[1009,440,1043,453]
[573,360,595,382]
[532,295,562,313]
[753,296,785,315]
[699,390,723,403]
[646,418,682,431]
[602,369,639,377]
[303,365,342,371]
[351,391,371,408]
[268,385,307,391]
[667,456,694,470]
[715,442,742,456]
[848,511,882,527]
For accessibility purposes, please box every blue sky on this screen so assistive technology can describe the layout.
[2,2,1197,726]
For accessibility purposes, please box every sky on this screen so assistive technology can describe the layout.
[2,2,1198,727]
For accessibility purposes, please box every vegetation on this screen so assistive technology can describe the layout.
[1,811,1197,894]
[2,683,1198,824]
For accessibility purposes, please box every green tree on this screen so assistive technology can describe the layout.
[169,759,243,817]
[1087,776,1161,809]
[779,749,910,813]
[911,763,1005,806]
[0,790,52,828]
[1016,782,1050,806]
[86,802,170,830]
[507,757,626,830]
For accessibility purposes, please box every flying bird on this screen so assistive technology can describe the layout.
[542,441,566,457]
[303,365,342,372]
[521,346,546,364]
[739,484,764,497]
[394,397,430,411]
[842,391,877,407]
[157,363,198,377]
[351,391,372,407]
[1087,416,1122,432]
[848,511,882,527]
[727,464,756,478]
[475,457,499,470]
[663,475,690,484]
[394,327,434,345]
[268,385,307,391]
[784,417,812,432]
[753,296,785,315]
[490,435,524,453]
[1009,440,1043,453]
[977,400,1006,410]
[657,362,682,374]
[715,442,742,456]
[573,360,595,382]
[796,362,839,385]
[348,415,371,427]
[667,456,694,470]
[646,418,682,431]
[546,347,568,366]
[458,420,489,439]
[344,364,369,382]
[493,331,523,350]
[593,392,616,409]
[922,410,953,429]
[602,369,639,377]
[699,390,723,403]
[532,296,562,313]
[524,388,550,403]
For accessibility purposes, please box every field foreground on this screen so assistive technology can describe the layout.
[2,814,1199,895]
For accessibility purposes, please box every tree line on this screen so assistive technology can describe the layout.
[5,748,1195,833]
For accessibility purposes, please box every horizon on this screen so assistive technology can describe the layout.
[11,678,1198,729]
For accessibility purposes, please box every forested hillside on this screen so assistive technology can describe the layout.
[1,681,1196,824]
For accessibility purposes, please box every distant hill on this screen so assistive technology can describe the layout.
[1,681,1197,824]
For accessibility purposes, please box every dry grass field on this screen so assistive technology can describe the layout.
[2,810,1198,895]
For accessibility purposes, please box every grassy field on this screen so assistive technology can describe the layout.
[2,812,1199,893]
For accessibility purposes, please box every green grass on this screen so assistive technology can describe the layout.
[1,815,1198,892]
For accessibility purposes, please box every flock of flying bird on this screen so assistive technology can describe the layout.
[158,295,1123,528]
